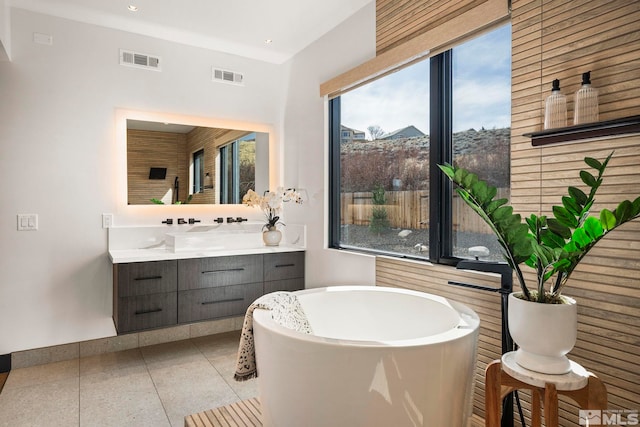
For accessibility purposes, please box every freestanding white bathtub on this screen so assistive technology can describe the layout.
[252,286,480,427]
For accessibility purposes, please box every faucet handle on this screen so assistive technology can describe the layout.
[188,218,201,225]
[161,218,173,225]
[214,217,224,224]
[236,217,248,223]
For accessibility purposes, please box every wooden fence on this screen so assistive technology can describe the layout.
[341,188,509,232]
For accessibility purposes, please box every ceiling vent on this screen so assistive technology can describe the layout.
[212,67,244,86]
[119,49,161,71]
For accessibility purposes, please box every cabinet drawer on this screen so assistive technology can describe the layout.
[116,260,177,297]
[178,283,263,323]
[116,292,177,333]
[264,277,305,294]
[178,255,263,291]
[263,252,305,282]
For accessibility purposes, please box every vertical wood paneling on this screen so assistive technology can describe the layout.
[511,0,640,425]
[375,0,640,424]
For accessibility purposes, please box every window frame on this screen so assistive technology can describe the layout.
[328,28,510,265]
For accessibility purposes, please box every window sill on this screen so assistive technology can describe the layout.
[524,115,640,146]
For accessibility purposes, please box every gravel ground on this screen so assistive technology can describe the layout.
[340,224,504,262]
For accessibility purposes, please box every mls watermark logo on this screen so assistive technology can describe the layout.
[579,409,639,425]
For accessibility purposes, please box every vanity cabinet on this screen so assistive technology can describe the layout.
[112,251,305,334]
[263,252,305,294]
[113,260,178,333]
[177,255,264,323]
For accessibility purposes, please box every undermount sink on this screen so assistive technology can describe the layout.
[165,225,264,253]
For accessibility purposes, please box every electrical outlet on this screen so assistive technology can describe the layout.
[102,213,113,229]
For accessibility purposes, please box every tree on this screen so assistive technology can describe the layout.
[367,125,385,140]
[369,185,390,235]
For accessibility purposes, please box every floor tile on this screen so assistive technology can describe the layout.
[4,359,79,389]
[148,358,239,427]
[80,369,170,427]
[192,331,241,360]
[0,377,79,427]
[80,348,145,377]
[140,339,205,370]
[209,354,259,401]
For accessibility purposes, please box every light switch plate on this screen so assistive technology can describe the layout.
[102,213,113,229]
[17,214,38,231]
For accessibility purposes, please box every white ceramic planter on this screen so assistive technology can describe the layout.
[263,229,282,246]
[508,292,577,374]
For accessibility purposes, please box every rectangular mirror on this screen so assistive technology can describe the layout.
[118,111,272,206]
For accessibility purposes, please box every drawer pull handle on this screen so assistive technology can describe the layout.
[202,268,245,274]
[135,308,162,315]
[134,275,163,281]
[201,298,244,305]
[275,263,295,268]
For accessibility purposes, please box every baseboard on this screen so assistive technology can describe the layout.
[0,353,10,373]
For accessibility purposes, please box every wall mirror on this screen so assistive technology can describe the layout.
[116,110,273,208]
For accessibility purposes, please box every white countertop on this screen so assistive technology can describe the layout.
[109,245,304,263]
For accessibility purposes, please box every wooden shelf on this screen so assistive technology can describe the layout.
[524,115,640,146]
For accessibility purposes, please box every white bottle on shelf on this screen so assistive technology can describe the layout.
[574,71,599,125]
[544,78,567,129]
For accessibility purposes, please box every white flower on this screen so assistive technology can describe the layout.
[242,188,302,230]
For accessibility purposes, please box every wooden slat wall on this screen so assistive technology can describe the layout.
[186,127,219,204]
[376,0,488,55]
[126,129,188,205]
[511,0,640,423]
[376,257,504,422]
[375,0,640,425]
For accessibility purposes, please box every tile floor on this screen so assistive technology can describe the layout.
[0,331,255,427]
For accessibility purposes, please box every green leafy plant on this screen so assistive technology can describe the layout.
[370,185,390,235]
[439,152,640,303]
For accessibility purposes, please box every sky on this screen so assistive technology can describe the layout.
[341,24,511,137]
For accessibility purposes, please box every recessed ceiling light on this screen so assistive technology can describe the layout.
[128,5,139,12]
[264,39,273,44]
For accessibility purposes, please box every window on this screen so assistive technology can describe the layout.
[193,149,204,194]
[329,24,511,263]
[219,133,257,204]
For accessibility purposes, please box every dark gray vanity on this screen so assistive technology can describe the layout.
[113,251,305,333]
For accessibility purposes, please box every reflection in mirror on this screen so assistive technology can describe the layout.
[126,120,269,205]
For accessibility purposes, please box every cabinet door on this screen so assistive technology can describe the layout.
[116,292,177,333]
[264,278,305,294]
[178,283,263,323]
[116,260,177,297]
[178,255,263,291]
[263,252,305,282]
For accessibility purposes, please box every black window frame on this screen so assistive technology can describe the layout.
[328,49,462,265]
[193,148,205,194]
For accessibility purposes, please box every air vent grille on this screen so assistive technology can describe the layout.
[120,49,161,71]
[212,67,244,86]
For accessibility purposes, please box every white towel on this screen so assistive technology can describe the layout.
[234,291,313,381]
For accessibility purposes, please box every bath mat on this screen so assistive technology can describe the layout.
[234,291,312,381]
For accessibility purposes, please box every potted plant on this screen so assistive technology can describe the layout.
[243,188,303,246]
[439,152,640,374]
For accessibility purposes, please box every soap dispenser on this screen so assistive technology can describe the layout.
[544,78,567,129]
[574,71,599,125]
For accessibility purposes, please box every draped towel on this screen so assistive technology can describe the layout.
[234,291,313,381]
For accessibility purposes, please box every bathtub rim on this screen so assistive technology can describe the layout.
[253,285,479,348]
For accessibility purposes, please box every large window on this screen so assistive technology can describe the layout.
[329,24,511,263]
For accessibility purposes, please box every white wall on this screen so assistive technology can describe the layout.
[0,9,286,354]
[0,3,379,354]
[281,3,378,287]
